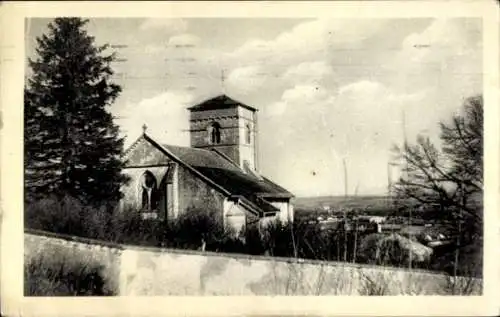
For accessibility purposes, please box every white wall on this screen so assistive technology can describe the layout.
[223,199,247,235]
[25,231,483,296]
[269,201,293,223]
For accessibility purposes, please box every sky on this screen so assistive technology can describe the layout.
[25,18,482,197]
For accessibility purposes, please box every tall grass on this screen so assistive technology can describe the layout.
[25,252,114,296]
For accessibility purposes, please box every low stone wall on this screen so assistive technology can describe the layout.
[25,230,122,294]
[24,230,482,296]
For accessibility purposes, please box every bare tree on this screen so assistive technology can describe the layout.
[392,95,483,277]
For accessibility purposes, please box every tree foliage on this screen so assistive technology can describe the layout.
[25,18,128,207]
[393,95,483,241]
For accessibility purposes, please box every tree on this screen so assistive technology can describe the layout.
[393,96,482,234]
[25,18,128,208]
[392,95,483,276]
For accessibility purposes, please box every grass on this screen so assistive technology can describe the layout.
[25,251,115,296]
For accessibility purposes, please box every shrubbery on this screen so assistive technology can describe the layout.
[163,207,245,252]
[24,196,379,262]
[25,195,243,250]
[25,252,112,296]
[25,195,481,280]
[248,219,378,262]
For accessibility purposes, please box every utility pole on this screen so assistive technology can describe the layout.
[402,109,412,271]
[343,158,348,262]
[387,162,392,208]
[352,181,359,263]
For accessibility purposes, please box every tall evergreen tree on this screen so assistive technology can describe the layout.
[25,18,128,208]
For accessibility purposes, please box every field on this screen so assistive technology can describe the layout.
[293,195,392,211]
[293,195,395,222]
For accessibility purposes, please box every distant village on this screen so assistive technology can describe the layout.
[294,200,456,250]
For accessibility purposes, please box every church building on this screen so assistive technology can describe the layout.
[120,94,294,234]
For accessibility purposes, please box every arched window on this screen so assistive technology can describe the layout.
[140,171,157,210]
[208,122,221,144]
[245,124,251,144]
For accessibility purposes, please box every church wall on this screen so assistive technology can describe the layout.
[125,137,171,166]
[120,166,172,220]
[237,145,255,170]
[190,107,239,121]
[223,200,250,236]
[177,164,225,222]
[190,116,240,147]
[120,137,183,221]
[189,106,258,169]
[239,108,256,170]
[267,200,294,223]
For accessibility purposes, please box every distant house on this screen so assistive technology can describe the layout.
[119,94,294,235]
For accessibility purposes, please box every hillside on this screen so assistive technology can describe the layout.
[293,195,393,213]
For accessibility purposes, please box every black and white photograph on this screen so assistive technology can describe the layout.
[1,1,499,316]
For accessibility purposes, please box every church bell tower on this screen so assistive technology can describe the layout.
[188,94,258,172]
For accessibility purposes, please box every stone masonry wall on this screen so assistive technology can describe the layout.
[25,231,482,296]
[25,231,122,295]
[177,164,225,220]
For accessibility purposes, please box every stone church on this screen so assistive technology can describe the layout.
[120,94,294,234]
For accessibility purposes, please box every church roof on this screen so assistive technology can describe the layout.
[187,94,258,112]
[162,145,242,173]
[125,133,293,216]
[162,144,293,201]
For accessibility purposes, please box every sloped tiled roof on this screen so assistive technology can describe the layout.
[193,166,292,199]
[157,142,293,215]
[188,94,257,112]
[163,145,241,173]
[163,144,293,199]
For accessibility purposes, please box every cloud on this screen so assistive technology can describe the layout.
[269,80,426,155]
[385,18,482,123]
[391,19,482,82]
[226,65,268,94]
[139,18,188,33]
[265,84,335,118]
[333,80,431,147]
[116,90,194,148]
[229,19,388,65]
[402,19,480,60]
[168,34,201,47]
[259,79,430,196]
[283,61,334,85]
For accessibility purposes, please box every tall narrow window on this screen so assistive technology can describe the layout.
[208,122,221,144]
[245,124,251,144]
[140,171,157,210]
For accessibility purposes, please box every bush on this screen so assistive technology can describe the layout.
[429,239,483,278]
[164,207,243,252]
[25,195,165,246]
[257,218,367,262]
[356,233,433,268]
[108,209,166,246]
[25,195,101,237]
[28,196,467,275]
[243,223,266,255]
[25,195,247,251]
[25,252,113,296]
